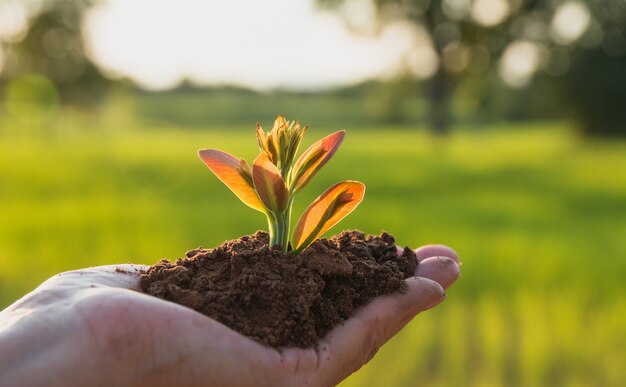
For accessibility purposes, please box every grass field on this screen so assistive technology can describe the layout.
[1,121,625,386]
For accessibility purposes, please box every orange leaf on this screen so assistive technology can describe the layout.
[198,149,265,213]
[292,131,345,192]
[252,152,288,214]
[292,181,365,252]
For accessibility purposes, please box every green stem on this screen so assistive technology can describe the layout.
[268,211,289,253]
[276,214,289,254]
[268,192,296,254]
[267,216,277,247]
[284,196,295,252]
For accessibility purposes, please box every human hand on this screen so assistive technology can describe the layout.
[0,245,459,387]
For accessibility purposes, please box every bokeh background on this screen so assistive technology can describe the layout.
[1,0,625,385]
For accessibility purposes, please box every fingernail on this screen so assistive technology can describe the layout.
[414,245,460,264]
[415,257,460,290]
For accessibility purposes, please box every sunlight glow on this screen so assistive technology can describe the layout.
[405,23,440,79]
[84,0,414,90]
[338,0,378,34]
[551,1,591,45]
[407,45,439,79]
[442,0,471,21]
[0,2,29,42]
[471,0,509,27]
[499,40,541,88]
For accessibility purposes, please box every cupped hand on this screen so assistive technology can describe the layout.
[0,245,460,387]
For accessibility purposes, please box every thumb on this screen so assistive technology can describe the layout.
[314,276,446,386]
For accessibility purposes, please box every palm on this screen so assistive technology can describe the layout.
[0,245,459,387]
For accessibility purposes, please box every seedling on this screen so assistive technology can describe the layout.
[198,115,365,254]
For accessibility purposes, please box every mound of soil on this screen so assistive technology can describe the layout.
[140,230,417,348]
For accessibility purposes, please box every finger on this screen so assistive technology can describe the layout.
[315,277,446,386]
[414,244,460,264]
[415,256,460,290]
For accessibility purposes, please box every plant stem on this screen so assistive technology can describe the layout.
[277,213,289,254]
[268,197,294,254]
[281,210,290,254]
[268,212,289,253]
[267,217,277,247]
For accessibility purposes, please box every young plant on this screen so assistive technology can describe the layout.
[198,115,365,254]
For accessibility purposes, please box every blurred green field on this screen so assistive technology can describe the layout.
[1,122,625,386]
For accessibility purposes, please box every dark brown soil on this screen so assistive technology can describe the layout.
[140,230,417,348]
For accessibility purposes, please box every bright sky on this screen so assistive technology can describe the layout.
[84,0,416,90]
[0,0,594,91]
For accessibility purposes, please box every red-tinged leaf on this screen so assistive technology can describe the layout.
[252,152,288,214]
[292,181,365,252]
[198,149,265,212]
[292,130,345,191]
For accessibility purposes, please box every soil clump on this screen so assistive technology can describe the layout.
[141,230,417,348]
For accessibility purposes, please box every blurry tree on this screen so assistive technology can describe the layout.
[317,0,516,134]
[318,0,626,136]
[0,0,108,106]
[557,3,626,137]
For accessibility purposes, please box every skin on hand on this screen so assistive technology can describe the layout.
[0,245,460,387]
